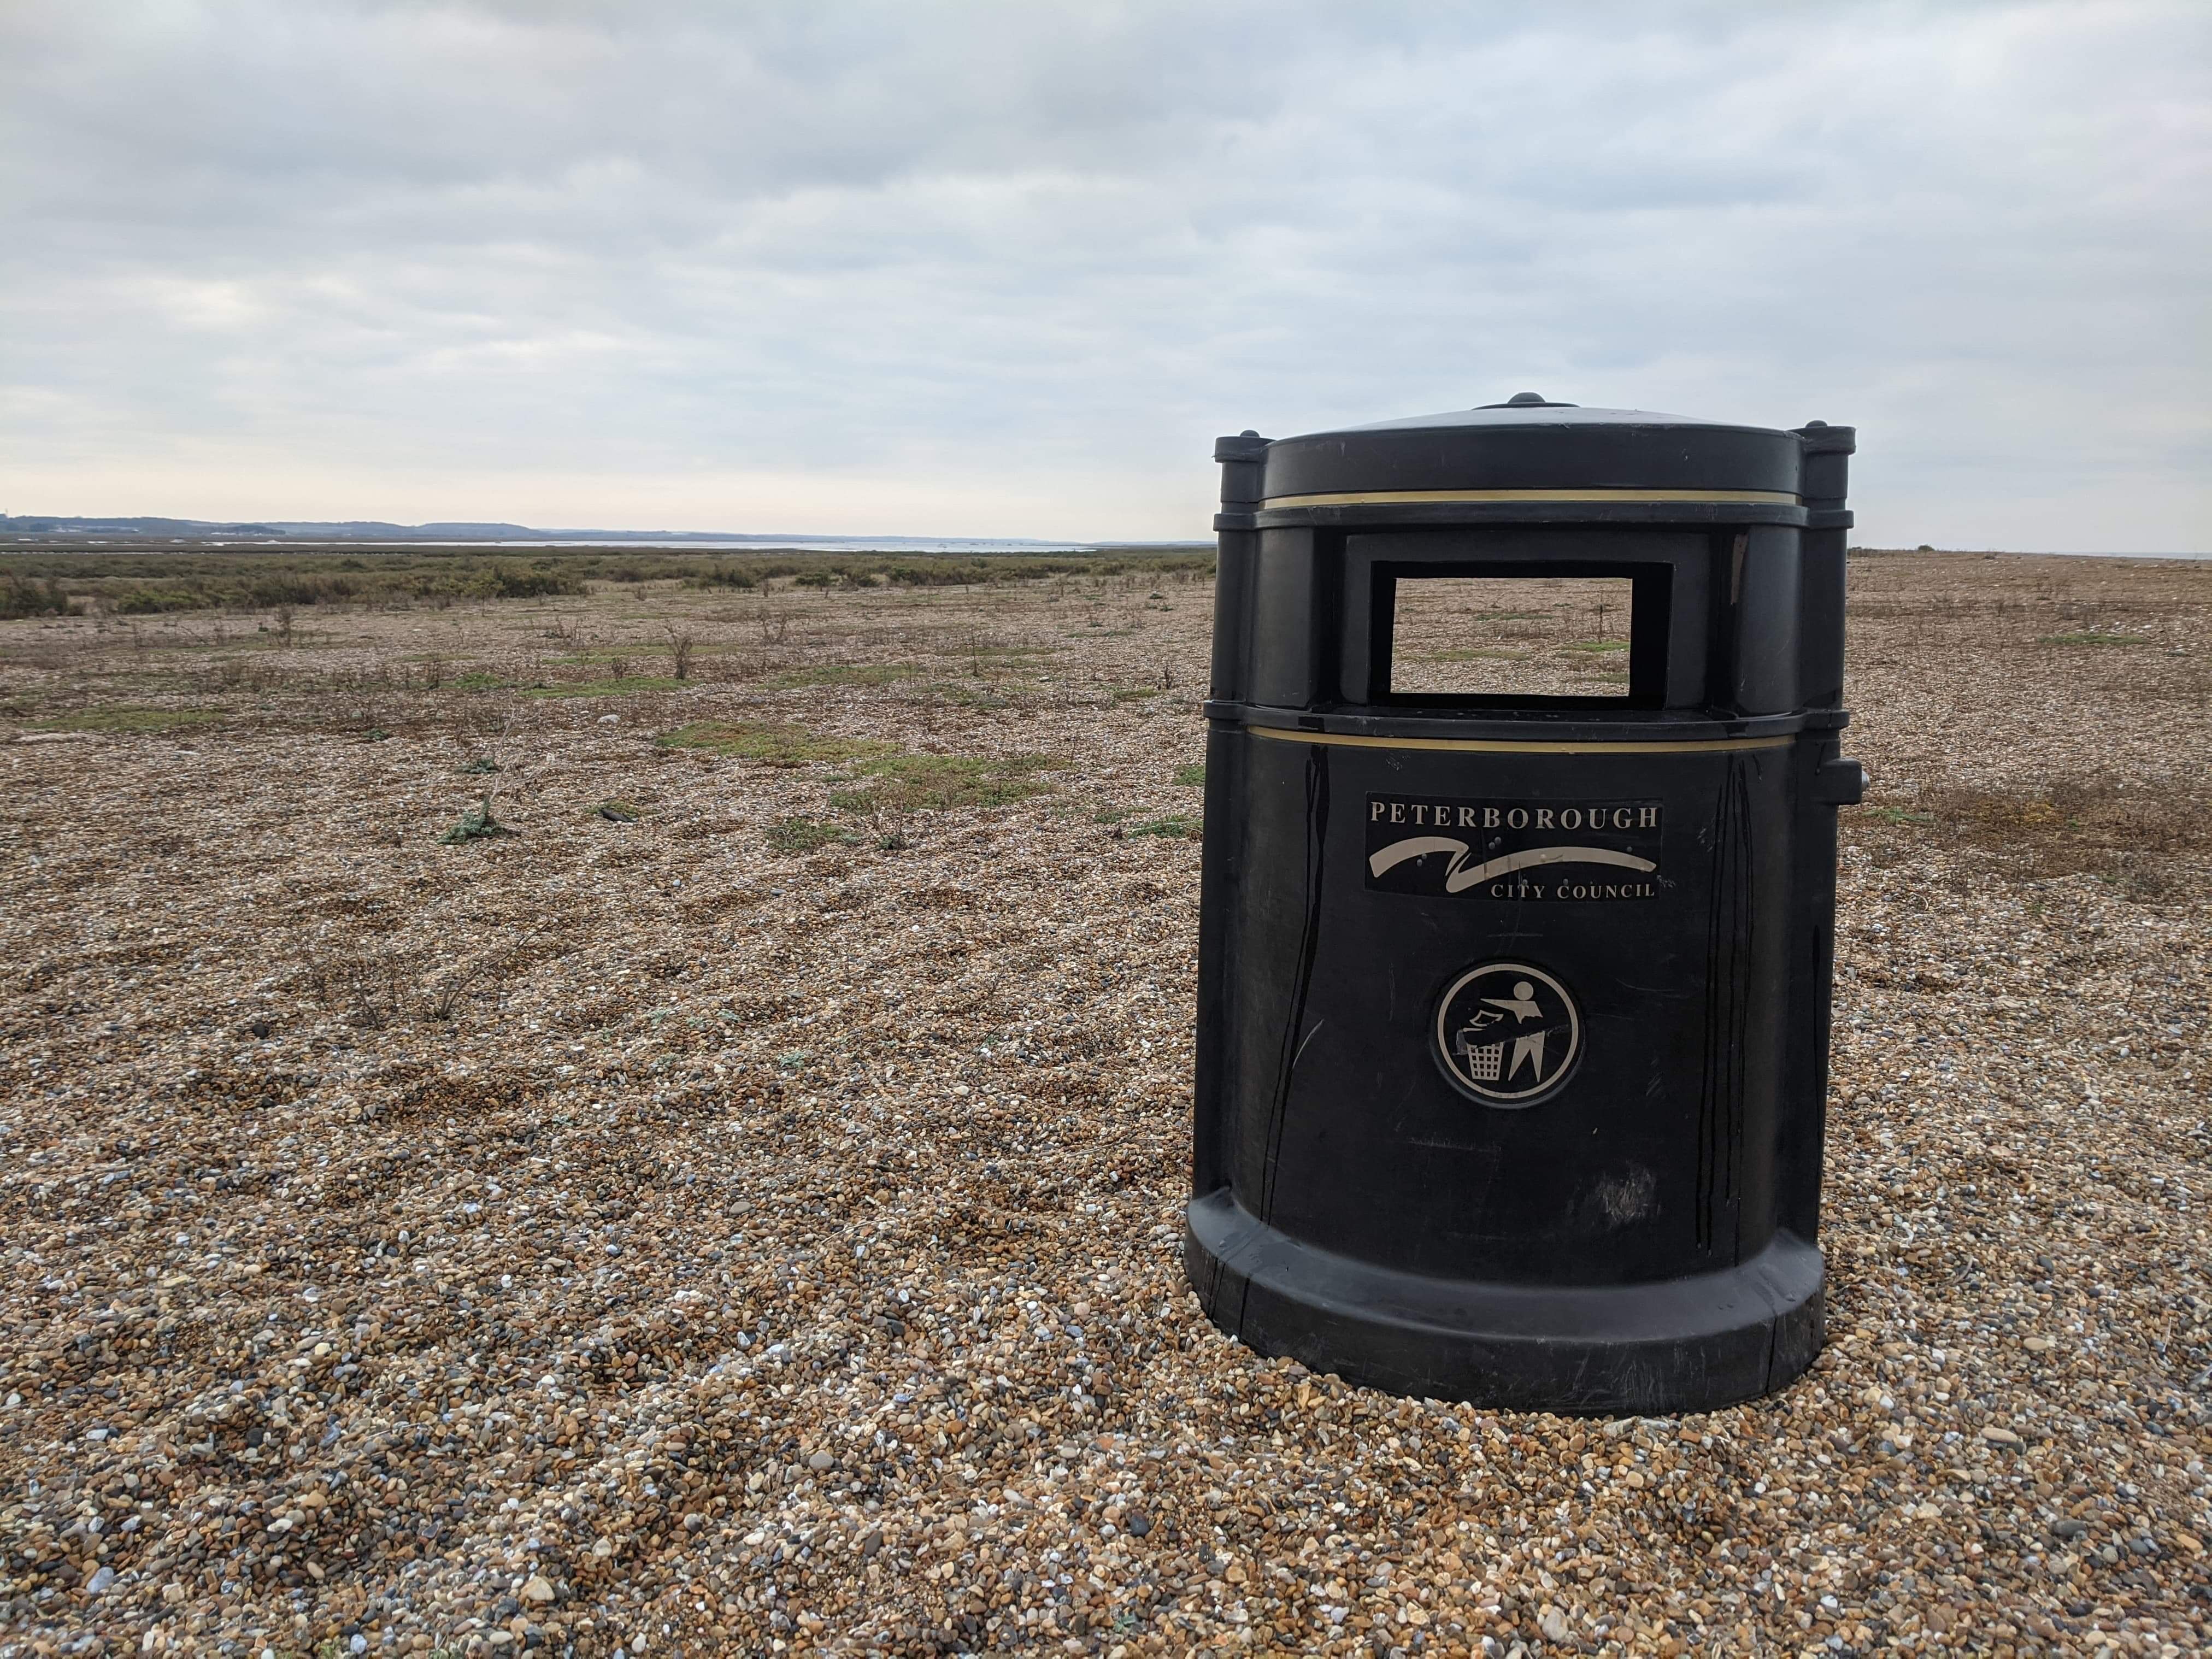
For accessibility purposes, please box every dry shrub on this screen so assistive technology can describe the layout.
[307,952,411,1029]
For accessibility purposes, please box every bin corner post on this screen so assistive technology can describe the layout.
[1194,432,1267,1209]
[1784,421,1857,1248]
[1209,431,1268,703]
[1792,421,1856,711]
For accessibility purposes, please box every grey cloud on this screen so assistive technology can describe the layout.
[2,0,2205,543]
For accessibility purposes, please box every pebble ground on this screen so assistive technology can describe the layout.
[2,553,2209,1657]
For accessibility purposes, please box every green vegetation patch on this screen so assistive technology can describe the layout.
[1174,763,1207,787]
[0,546,1213,616]
[829,751,1064,815]
[1,573,73,619]
[658,719,895,767]
[1111,687,1163,702]
[595,799,643,823]
[439,798,516,844]
[769,663,923,690]
[1415,648,1523,663]
[917,681,1009,709]
[1561,639,1631,654]
[521,675,685,698]
[33,705,227,734]
[1126,815,1203,840]
[767,817,860,855]
[2037,632,2147,647]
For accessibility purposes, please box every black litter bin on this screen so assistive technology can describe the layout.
[1185,393,1864,1413]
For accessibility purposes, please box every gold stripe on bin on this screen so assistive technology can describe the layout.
[1260,487,1799,509]
[1248,727,1795,755]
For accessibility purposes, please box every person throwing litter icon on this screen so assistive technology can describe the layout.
[1437,963,1582,1104]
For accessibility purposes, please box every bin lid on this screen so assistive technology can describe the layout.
[1261,393,1805,502]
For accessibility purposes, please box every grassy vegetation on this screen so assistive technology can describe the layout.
[658,716,1063,835]
[519,676,686,698]
[827,751,1063,815]
[1124,815,1203,840]
[657,719,895,767]
[767,817,861,854]
[32,705,227,734]
[0,545,1213,615]
[768,663,923,690]
[1174,763,1207,787]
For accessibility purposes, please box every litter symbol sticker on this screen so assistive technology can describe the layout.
[1434,962,1581,1105]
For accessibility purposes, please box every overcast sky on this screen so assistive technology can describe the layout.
[3,1,2205,546]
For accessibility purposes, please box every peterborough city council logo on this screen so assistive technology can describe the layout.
[1434,962,1581,1105]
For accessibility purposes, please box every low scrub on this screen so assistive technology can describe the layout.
[1,573,72,619]
[33,705,226,734]
[0,546,1210,615]
[439,798,516,844]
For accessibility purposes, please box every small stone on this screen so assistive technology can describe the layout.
[1125,1509,1151,1537]
[2022,1335,2056,1352]
[522,1574,556,1604]
[2053,1519,2090,1539]
[1980,1425,2021,1446]
[1539,1607,1572,1643]
[350,1638,369,1656]
[807,1449,834,1471]
[86,1564,115,1594]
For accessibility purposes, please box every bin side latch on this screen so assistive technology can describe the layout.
[1814,757,1868,806]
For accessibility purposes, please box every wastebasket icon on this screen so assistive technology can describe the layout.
[1185,394,1865,1413]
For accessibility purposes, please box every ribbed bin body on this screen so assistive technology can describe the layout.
[1186,398,1861,1413]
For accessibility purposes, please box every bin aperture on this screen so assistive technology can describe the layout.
[1187,397,1863,1414]
[1388,574,1637,699]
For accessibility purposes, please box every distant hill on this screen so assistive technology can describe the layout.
[0,514,1200,551]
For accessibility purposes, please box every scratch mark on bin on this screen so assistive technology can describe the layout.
[1698,758,1753,1255]
[1256,744,1330,1238]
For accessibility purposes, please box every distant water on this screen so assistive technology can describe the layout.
[1859,549,2209,562]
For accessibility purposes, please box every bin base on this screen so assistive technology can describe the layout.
[1185,1187,1822,1415]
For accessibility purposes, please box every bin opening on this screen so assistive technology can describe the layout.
[1380,571,1667,708]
